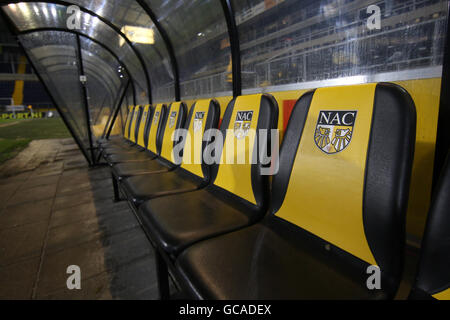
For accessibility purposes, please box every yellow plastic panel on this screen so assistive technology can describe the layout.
[276,84,377,265]
[181,99,213,178]
[214,94,262,204]
[433,288,450,300]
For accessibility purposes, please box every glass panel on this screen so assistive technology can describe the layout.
[18,31,91,161]
[232,0,449,90]
[80,37,129,136]
[68,0,175,102]
[143,0,232,99]
[3,2,148,104]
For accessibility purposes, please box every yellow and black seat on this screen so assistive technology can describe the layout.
[409,152,450,300]
[106,104,159,164]
[101,105,143,156]
[111,102,184,181]
[97,105,136,148]
[174,83,416,299]
[120,99,220,206]
[137,94,278,255]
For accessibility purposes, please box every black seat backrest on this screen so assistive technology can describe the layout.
[136,104,152,148]
[410,152,450,300]
[129,105,143,144]
[123,105,136,140]
[270,83,416,297]
[158,102,187,163]
[142,105,155,149]
[144,103,167,156]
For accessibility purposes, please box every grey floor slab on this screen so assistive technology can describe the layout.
[0,257,40,299]
[0,139,161,300]
[36,239,108,295]
[7,183,58,207]
[0,220,48,266]
[20,174,60,190]
[0,181,23,205]
[0,198,53,229]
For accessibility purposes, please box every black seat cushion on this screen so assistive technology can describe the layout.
[107,151,155,164]
[138,187,261,256]
[121,169,197,203]
[112,160,169,179]
[176,216,389,299]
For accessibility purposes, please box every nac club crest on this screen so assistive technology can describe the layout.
[153,111,160,125]
[141,111,148,124]
[314,110,357,154]
[234,111,253,139]
[168,111,177,128]
[193,112,205,133]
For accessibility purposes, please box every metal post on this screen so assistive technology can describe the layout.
[101,81,128,139]
[432,1,450,189]
[18,42,93,165]
[106,80,130,139]
[76,34,96,165]
[220,0,242,97]
[93,93,109,126]
[6,0,152,104]
[0,7,93,165]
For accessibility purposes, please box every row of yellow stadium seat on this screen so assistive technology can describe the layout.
[97,83,449,300]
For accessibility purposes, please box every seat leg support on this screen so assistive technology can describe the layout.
[155,249,170,300]
[112,173,121,202]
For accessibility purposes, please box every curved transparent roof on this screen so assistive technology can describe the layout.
[3,2,148,104]
[80,37,129,128]
[68,0,175,102]
[18,31,91,159]
[143,0,232,99]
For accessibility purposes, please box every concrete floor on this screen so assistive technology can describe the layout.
[0,139,161,299]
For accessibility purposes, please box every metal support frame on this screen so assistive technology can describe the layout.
[4,0,152,104]
[18,27,137,156]
[106,81,130,139]
[75,34,96,165]
[433,1,450,188]
[93,94,110,126]
[16,28,137,106]
[95,80,128,164]
[106,80,130,139]
[0,7,94,164]
[220,0,242,97]
[99,83,125,139]
[135,0,181,101]
[20,42,93,165]
[11,27,134,166]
